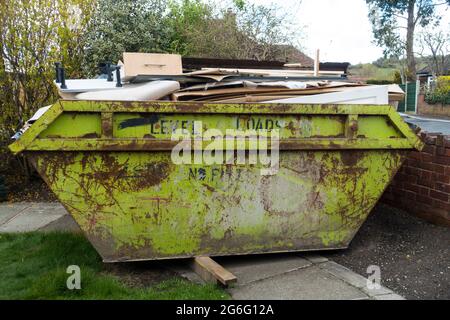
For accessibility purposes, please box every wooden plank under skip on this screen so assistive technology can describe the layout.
[191,256,237,286]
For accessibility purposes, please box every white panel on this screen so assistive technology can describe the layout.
[268,86,389,105]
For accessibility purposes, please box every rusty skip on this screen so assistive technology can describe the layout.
[10,100,423,262]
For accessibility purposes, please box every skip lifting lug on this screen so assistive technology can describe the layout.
[103,62,122,87]
[54,62,67,89]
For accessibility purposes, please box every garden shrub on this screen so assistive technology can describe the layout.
[425,76,450,105]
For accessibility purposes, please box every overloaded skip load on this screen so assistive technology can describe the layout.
[9,53,423,262]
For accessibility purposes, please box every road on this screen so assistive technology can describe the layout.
[401,114,450,135]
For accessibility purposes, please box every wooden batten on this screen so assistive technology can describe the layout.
[190,256,237,286]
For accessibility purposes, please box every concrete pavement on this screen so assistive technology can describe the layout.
[221,255,402,300]
[0,202,74,232]
[172,253,404,300]
[0,201,404,300]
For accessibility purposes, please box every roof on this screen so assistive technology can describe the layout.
[416,60,450,76]
[272,45,314,67]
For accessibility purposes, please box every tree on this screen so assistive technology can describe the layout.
[167,0,302,61]
[83,0,171,75]
[57,1,97,78]
[0,0,93,143]
[366,0,450,80]
[167,2,246,59]
[166,0,213,56]
[418,29,450,76]
[234,2,302,61]
[1,0,59,131]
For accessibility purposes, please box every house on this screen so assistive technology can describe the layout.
[416,60,450,86]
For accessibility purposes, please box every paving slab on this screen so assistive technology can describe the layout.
[373,293,405,300]
[319,261,368,289]
[361,284,395,297]
[318,261,398,298]
[228,265,369,300]
[0,202,68,233]
[0,202,32,225]
[28,202,67,215]
[217,254,311,286]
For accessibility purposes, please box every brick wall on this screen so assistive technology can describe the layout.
[381,133,450,227]
[417,94,450,117]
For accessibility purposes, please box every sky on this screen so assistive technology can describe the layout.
[248,0,450,65]
[297,0,383,64]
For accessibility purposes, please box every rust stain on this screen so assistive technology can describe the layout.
[82,133,100,138]
[341,151,362,167]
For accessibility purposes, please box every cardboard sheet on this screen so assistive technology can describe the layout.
[122,53,183,80]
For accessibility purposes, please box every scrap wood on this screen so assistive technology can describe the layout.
[192,74,235,82]
[132,74,347,85]
[173,83,402,104]
[191,89,349,102]
[284,63,303,68]
[217,75,347,82]
[130,68,240,84]
[190,256,237,286]
[183,68,238,76]
[176,80,302,93]
[201,67,345,77]
[182,68,242,82]
[180,80,363,92]
[182,57,286,70]
[211,87,402,103]
[172,87,299,101]
[131,74,215,84]
[245,80,363,90]
[177,80,247,92]
[171,82,366,101]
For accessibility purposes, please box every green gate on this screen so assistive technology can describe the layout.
[398,81,419,113]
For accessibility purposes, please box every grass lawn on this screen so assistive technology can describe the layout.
[0,232,229,300]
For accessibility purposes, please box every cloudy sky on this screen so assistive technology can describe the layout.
[298,0,383,64]
[249,0,450,64]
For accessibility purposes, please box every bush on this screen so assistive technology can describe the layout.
[425,91,450,104]
[393,71,403,84]
[425,76,450,105]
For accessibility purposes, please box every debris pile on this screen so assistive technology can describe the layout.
[55,52,404,106]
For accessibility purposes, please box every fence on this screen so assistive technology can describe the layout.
[398,80,420,113]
